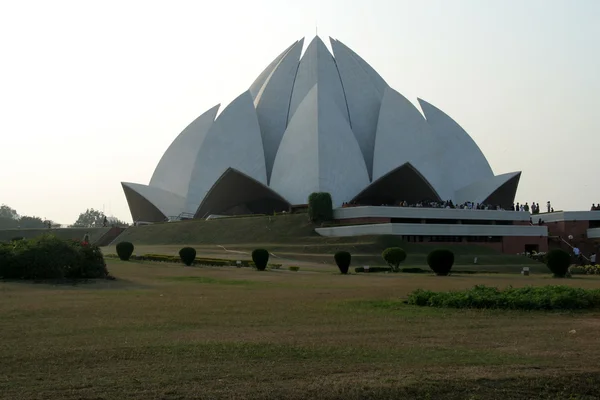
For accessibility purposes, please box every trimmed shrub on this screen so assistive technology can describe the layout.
[355,266,392,273]
[289,266,300,272]
[252,249,269,271]
[116,241,134,261]
[308,192,333,222]
[427,249,455,276]
[382,247,407,272]
[334,251,351,274]
[269,263,282,269]
[179,247,197,266]
[546,249,571,278]
[407,285,600,310]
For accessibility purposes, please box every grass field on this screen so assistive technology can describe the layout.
[0,227,110,243]
[2,260,600,399]
[108,214,540,270]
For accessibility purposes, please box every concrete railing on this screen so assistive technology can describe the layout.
[316,223,548,238]
[531,211,600,223]
[333,206,532,222]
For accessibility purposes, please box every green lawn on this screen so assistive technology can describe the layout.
[105,213,540,269]
[1,260,600,399]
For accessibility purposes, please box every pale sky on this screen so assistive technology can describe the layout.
[1,0,598,224]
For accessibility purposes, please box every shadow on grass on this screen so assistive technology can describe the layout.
[0,277,141,290]
[161,276,266,286]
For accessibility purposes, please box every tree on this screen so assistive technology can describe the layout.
[308,192,333,222]
[382,247,407,272]
[0,205,47,229]
[18,216,46,229]
[72,209,106,228]
[0,205,18,220]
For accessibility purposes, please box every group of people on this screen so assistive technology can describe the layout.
[572,246,596,266]
[512,201,553,213]
[341,200,507,210]
[341,199,541,212]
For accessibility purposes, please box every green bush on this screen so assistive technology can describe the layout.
[546,249,571,278]
[179,247,197,266]
[116,242,134,261]
[382,247,407,272]
[427,249,455,276]
[0,235,108,280]
[355,266,392,273]
[10,237,24,242]
[252,249,269,271]
[0,243,17,278]
[334,251,351,274]
[289,266,300,272]
[308,192,333,222]
[407,285,600,310]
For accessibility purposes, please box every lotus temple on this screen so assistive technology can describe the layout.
[122,36,564,254]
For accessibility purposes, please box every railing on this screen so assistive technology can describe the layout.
[556,236,590,263]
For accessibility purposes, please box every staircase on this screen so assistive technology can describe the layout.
[94,226,126,247]
[549,236,591,263]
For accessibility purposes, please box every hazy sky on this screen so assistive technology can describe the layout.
[1,0,598,224]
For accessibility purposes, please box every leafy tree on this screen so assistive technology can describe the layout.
[0,205,18,220]
[18,216,46,229]
[382,247,407,272]
[106,217,130,227]
[72,209,106,228]
[0,205,47,229]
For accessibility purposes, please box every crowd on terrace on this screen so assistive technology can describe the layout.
[342,199,554,213]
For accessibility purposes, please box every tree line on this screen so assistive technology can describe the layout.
[0,205,129,229]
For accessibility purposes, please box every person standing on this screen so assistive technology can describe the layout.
[547,201,551,213]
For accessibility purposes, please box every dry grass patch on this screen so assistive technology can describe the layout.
[1,261,600,399]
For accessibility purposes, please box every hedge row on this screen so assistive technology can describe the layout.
[105,253,256,267]
[0,235,110,280]
[407,285,600,310]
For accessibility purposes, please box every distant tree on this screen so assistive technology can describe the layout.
[0,205,50,229]
[18,216,46,229]
[0,205,18,220]
[106,216,130,227]
[72,209,106,228]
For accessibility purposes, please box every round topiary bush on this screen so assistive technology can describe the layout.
[427,249,455,276]
[382,247,407,272]
[546,249,571,278]
[252,249,269,271]
[116,241,134,261]
[179,247,197,266]
[334,251,351,274]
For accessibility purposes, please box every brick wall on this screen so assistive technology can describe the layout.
[502,235,548,254]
